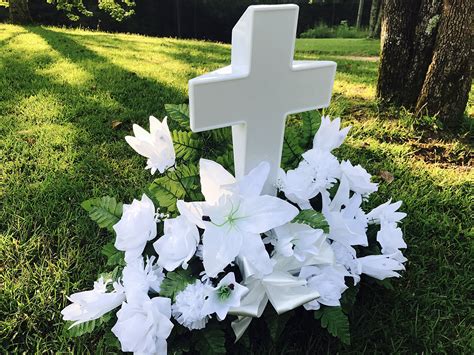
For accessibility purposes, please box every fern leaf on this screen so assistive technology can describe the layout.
[148,176,185,213]
[65,313,112,337]
[193,325,226,355]
[172,130,202,161]
[292,209,329,233]
[101,242,125,267]
[314,306,351,345]
[81,196,123,231]
[160,269,194,301]
[301,110,321,148]
[281,128,304,169]
[165,103,190,130]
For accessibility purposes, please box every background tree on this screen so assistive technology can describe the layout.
[8,0,32,23]
[356,0,365,28]
[377,0,472,128]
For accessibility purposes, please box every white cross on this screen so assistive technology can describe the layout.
[188,4,336,195]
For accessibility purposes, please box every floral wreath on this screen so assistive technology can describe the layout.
[61,106,407,353]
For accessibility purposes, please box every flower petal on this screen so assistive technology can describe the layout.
[199,159,235,204]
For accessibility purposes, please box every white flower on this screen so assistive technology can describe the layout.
[300,265,348,310]
[313,116,351,153]
[125,116,175,174]
[178,159,298,278]
[279,150,340,209]
[113,194,157,262]
[122,256,164,303]
[323,193,368,247]
[330,241,361,284]
[112,296,173,354]
[269,223,324,262]
[61,277,125,328]
[367,200,407,225]
[172,280,210,330]
[153,215,199,272]
[340,160,378,196]
[202,272,248,321]
[357,252,406,280]
[376,222,407,254]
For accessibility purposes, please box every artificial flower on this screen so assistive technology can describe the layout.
[330,241,361,283]
[357,251,406,280]
[268,223,324,262]
[312,116,351,153]
[114,194,157,262]
[154,215,199,271]
[178,159,298,278]
[202,272,248,320]
[367,199,407,225]
[61,277,125,328]
[125,116,175,174]
[112,296,173,354]
[279,149,340,208]
[172,280,210,330]
[122,256,164,303]
[300,264,349,310]
[323,192,368,247]
[376,222,407,254]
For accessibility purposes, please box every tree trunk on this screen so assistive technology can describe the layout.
[369,0,380,34]
[416,0,473,128]
[373,0,384,38]
[356,0,365,28]
[377,0,421,105]
[8,0,31,24]
[402,0,443,106]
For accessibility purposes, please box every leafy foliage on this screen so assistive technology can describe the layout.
[64,313,112,337]
[101,242,125,267]
[292,209,330,233]
[165,103,191,130]
[314,307,351,345]
[172,130,202,161]
[160,269,194,301]
[300,110,322,149]
[81,196,123,231]
[264,309,293,342]
[192,325,226,355]
[282,128,304,169]
[148,163,200,212]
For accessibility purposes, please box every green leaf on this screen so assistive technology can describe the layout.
[215,151,234,175]
[65,312,112,337]
[314,306,351,345]
[292,209,330,233]
[160,269,194,301]
[301,110,321,148]
[81,196,123,231]
[264,309,293,342]
[340,284,360,315]
[172,130,202,161]
[165,103,190,130]
[101,242,125,267]
[281,128,304,169]
[193,326,226,355]
[148,176,185,213]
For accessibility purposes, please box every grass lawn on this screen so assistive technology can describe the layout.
[1,24,472,353]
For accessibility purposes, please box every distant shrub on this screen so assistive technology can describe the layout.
[300,21,369,39]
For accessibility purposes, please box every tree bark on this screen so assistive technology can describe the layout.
[8,0,31,24]
[416,0,473,127]
[369,0,380,34]
[377,0,421,105]
[402,0,443,106]
[356,0,365,28]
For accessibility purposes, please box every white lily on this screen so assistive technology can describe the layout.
[357,251,407,280]
[202,272,248,321]
[125,116,175,174]
[313,116,351,153]
[178,159,299,278]
[113,194,157,262]
[154,215,199,271]
[367,199,407,225]
[376,222,407,254]
[268,222,324,262]
[61,277,125,328]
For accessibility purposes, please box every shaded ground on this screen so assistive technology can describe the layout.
[0,25,473,353]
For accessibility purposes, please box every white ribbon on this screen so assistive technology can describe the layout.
[229,270,320,341]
